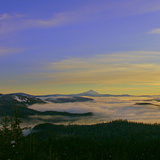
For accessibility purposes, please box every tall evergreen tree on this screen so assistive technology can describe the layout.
[0,108,27,160]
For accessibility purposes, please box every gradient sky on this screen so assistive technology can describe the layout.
[1,0,160,95]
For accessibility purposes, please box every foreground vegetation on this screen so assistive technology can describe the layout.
[1,114,160,160]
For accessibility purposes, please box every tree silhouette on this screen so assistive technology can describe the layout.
[0,108,27,160]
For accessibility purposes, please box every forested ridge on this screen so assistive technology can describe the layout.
[1,115,160,160]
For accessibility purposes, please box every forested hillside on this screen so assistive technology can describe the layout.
[1,118,160,160]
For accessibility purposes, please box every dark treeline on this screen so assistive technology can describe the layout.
[1,116,160,160]
[30,120,160,160]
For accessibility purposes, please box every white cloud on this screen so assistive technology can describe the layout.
[1,0,160,34]
[148,28,160,34]
[0,48,24,56]
[0,11,82,34]
[0,13,25,21]
[0,13,11,20]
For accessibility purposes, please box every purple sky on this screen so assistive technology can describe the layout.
[1,0,160,95]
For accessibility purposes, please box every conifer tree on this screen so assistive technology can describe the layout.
[0,107,26,160]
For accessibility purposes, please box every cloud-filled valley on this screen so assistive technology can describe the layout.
[29,96,160,125]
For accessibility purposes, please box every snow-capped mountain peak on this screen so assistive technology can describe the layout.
[77,90,100,96]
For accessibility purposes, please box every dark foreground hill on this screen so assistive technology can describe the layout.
[26,120,160,160]
[1,119,160,160]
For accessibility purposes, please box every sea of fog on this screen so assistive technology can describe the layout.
[27,96,160,126]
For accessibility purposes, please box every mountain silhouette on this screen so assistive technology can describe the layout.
[75,90,100,96]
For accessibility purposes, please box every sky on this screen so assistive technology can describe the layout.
[1,0,160,95]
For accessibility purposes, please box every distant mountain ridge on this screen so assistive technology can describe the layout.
[0,93,46,117]
[75,90,100,96]
[0,93,45,106]
[74,90,133,97]
[0,93,93,118]
[45,96,94,103]
[37,90,133,97]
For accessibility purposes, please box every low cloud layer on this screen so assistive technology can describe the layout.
[29,96,160,125]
